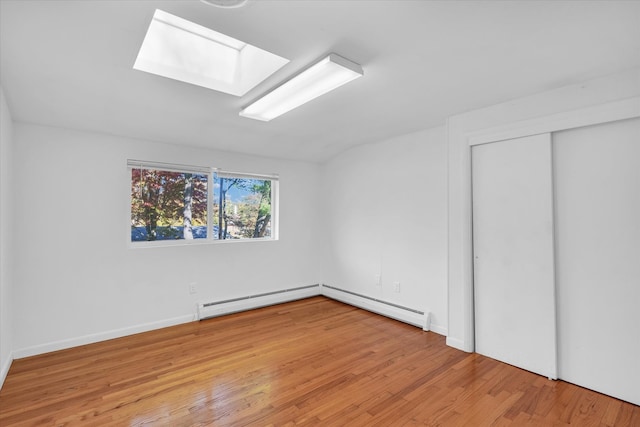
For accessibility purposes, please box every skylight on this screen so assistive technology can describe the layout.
[134,10,289,96]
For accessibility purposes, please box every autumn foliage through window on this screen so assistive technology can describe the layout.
[129,161,277,243]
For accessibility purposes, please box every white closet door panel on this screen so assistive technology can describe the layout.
[472,133,557,379]
[554,117,640,405]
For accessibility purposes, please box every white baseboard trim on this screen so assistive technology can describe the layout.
[13,314,194,360]
[321,285,428,329]
[198,284,321,320]
[0,352,13,390]
[13,285,323,360]
[429,323,448,337]
[446,336,469,352]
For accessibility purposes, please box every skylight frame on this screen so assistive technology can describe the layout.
[133,9,289,97]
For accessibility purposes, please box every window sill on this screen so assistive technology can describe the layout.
[129,237,277,249]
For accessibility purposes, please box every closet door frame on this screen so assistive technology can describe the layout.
[450,96,640,353]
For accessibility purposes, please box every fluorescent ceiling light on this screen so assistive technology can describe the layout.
[239,53,363,121]
[134,9,288,96]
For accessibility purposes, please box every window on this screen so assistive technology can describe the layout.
[133,9,289,97]
[129,160,278,244]
[213,172,275,240]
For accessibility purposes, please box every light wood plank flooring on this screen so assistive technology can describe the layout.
[1,297,638,426]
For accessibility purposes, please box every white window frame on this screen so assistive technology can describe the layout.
[127,160,279,247]
[213,169,279,242]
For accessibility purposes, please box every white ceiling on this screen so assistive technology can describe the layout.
[1,0,639,163]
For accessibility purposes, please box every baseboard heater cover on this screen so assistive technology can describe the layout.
[197,284,321,320]
[321,284,430,331]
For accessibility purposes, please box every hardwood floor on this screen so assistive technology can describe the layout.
[1,297,638,426]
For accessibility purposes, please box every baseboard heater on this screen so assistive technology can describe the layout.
[197,283,430,331]
[197,284,321,320]
[321,284,430,331]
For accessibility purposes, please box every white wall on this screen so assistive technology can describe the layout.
[0,86,14,383]
[321,127,448,334]
[8,68,637,379]
[11,123,323,357]
[447,68,640,351]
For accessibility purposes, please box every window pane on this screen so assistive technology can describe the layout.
[131,168,208,241]
[213,174,272,240]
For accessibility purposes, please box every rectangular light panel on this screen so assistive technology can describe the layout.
[240,53,363,121]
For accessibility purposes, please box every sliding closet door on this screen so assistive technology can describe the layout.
[472,133,557,379]
[554,118,640,405]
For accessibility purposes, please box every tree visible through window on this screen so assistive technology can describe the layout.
[131,167,208,241]
[214,173,273,240]
[129,161,277,244]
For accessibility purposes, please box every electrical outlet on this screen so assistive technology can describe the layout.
[393,281,400,293]
[374,274,381,287]
[189,282,197,294]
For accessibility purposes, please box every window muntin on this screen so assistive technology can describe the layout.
[128,161,277,244]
